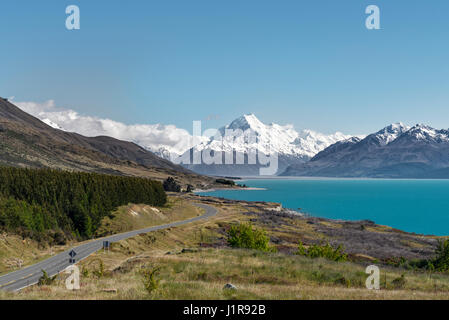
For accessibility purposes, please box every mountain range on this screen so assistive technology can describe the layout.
[282,123,449,178]
[7,98,449,179]
[176,114,353,176]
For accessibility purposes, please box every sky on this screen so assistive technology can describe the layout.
[1,0,449,136]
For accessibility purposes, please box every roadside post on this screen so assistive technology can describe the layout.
[69,249,77,264]
[103,240,110,253]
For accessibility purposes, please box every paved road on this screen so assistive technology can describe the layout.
[0,203,217,292]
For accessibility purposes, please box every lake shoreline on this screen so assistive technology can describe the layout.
[233,176,449,181]
[194,187,267,193]
[198,178,449,236]
[186,193,443,261]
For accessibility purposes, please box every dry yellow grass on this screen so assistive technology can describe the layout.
[95,196,203,236]
[0,234,69,276]
[4,247,449,300]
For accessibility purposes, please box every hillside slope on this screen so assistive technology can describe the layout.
[0,98,214,187]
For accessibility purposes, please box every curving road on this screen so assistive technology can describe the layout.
[0,203,217,292]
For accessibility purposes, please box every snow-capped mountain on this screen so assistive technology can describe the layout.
[282,123,449,178]
[147,146,173,160]
[293,129,355,158]
[371,122,410,146]
[179,114,355,176]
[193,114,349,159]
[13,99,355,176]
[401,124,449,143]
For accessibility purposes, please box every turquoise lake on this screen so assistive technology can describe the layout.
[198,179,449,236]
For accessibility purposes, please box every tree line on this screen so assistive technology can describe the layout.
[0,166,166,242]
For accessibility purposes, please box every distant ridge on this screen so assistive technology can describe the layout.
[0,98,214,187]
[282,123,449,178]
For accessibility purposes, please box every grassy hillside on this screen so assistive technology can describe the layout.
[0,233,60,276]
[10,248,449,300]
[95,196,203,237]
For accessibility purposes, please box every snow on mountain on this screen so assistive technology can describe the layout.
[223,113,267,133]
[403,124,449,142]
[148,146,174,160]
[15,99,359,175]
[292,129,355,158]
[372,122,411,145]
[282,122,449,178]
[13,99,200,159]
[41,118,64,130]
[187,114,353,161]
[146,133,209,160]
[175,113,358,176]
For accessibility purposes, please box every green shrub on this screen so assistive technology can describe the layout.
[93,259,105,278]
[334,275,351,287]
[391,274,406,289]
[227,222,275,252]
[409,239,449,272]
[215,179,235,186]
[38,269,57,286]
[141,266,161,294]
[81,266,89,277]
[432,239,449,271]
[295,241,347,262]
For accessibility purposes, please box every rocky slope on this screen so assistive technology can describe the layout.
[0,98,215,187]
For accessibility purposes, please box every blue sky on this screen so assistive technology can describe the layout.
[1,0,449,134]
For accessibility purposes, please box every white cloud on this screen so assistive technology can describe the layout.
[13,99,200,156]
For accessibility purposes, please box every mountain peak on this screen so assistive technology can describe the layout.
[226,113,265,132]
[410,123,433,131]
[403,124,449,142]
[380,122,410,133]
[372,122,411,145]
[407,124,436,135]
[244,112,257,119]
[282,122,449,178]
[210,113,354,160]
